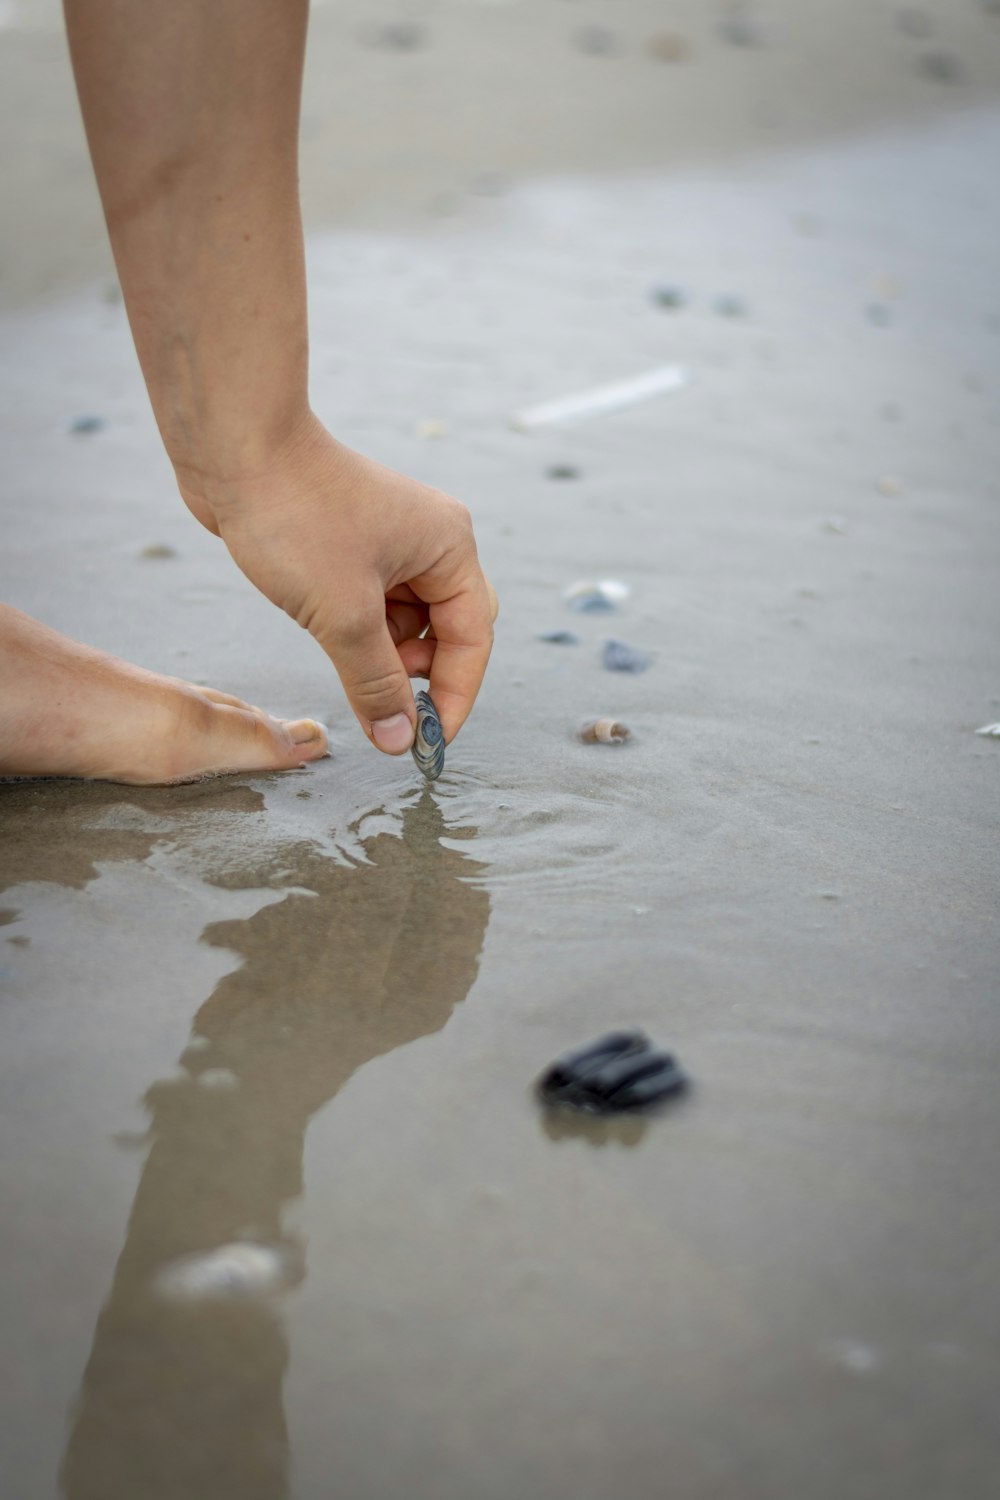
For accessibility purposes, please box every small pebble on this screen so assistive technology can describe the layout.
[918,50,967,83]
[415,417,448,439]
[546,464,580,480]
[538,629,579,645]
[974,722,1000,737]
[602,639,652,673]
[713,293,748,318]
[69,415,105,435]
[876,475,904,497]
[823,516,848,535]
[651,283,688,311]
[720,10,764,47]
[866,302,893,327]
[139,543,178,560]
[363,20,426,51]
[575,25,618,56]
[645,32,689,63]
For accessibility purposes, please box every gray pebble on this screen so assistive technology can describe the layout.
[713,293,749,318]
[602,639,652,673]
[538,630,579,645]
[720,11,764,47]
[363,20,426,51]
[866,302,893,327]
[546,464,580,480]
[651,284,688,310]
[70,415,105,435]
[918,51,967,83]
[575,25,618,56]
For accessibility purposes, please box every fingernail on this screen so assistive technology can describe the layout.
[371,711,414,753]
[287,718,325,746]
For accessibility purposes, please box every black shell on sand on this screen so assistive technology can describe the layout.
[412,690,445,781]
[536,1029,688,1114]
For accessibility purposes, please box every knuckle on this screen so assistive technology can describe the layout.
[348,668,409,710]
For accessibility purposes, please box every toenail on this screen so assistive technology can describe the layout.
[287,718,324,745]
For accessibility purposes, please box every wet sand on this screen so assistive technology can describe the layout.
[2,2,1000,1498]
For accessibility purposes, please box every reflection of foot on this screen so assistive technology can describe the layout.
[0,604,328,784]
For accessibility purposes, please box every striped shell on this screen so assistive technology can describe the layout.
[412,690,445,780]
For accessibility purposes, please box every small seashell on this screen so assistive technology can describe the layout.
[974,723,1000,737]
[511,366,685,430]
[412,690,445,780]
[823,515,848,535]
[579,718,631,744]
[139,543,178,560]
[564,578,631,612]
[196,1067,239,1091]
[415,417,448,439]
[876,474,904,497]
[154,1242,293,1302]
[602,639,652,673]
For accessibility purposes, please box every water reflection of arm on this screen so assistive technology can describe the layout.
[61,794,490,1500]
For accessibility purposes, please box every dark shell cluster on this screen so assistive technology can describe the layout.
[536,1030,689,1114]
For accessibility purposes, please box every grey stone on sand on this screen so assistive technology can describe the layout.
[602,639,652,673]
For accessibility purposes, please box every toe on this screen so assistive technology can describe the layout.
[156,699,329,783]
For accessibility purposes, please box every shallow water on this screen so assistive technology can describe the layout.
[3,111,1000,1497]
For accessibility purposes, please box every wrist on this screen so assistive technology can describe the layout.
[171,405,320,527]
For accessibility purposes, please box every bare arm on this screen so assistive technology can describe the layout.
[63,0,311,486]
[63,0,495,753]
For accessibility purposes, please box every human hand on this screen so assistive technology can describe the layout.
[178,416,496,755]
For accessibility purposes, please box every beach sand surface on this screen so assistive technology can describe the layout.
[1,3,999,1498]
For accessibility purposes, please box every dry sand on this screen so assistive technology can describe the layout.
[2,2,999,1498]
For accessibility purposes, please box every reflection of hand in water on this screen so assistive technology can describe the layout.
[60,790,490,1500]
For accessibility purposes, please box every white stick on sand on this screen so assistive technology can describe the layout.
[510,364,687,431]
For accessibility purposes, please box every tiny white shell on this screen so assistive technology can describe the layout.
[579,718,631,744]
[974,723,1000,737]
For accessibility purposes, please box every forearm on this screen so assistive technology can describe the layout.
[63,0,311,486]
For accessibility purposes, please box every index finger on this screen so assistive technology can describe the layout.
[427,573,497,743]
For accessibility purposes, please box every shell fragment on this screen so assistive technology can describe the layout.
[510,364,686,430]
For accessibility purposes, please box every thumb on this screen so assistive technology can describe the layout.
[325,601,416,754]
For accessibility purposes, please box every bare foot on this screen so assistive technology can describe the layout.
[0,605,328,785]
